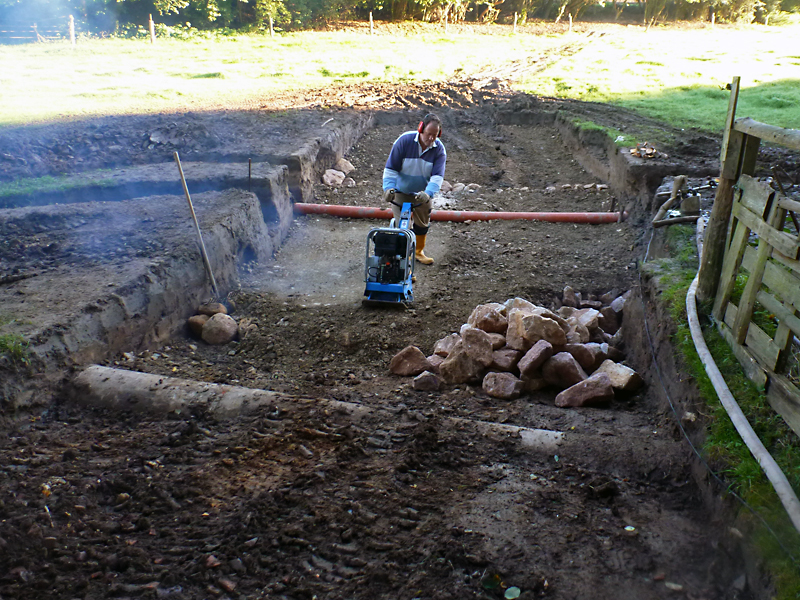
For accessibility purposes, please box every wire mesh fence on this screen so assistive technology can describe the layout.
[0,15,78,44]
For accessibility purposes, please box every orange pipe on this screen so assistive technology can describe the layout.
[294,203,625,224]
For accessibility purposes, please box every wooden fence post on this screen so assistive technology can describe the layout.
[445,13,448,33]
[69,15,75,47]
[369,12,374,35]
[149,14,156,44]
[514,12,517,33]
[697,76,742,303]
[569,13,573,32]
[269,17,274,38]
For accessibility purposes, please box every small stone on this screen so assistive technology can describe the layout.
[555,373,614,408]
[229,558,246,573]
[205,555,222,568]
[198,302,227,317]
[334,158,355,174]
[542,352,588,389]
[389,346,431,376]
[202,314,238,345]
[482,372,523,400]
[562,286,578,308]
[188,314,209,338]
[426,354,445,372]
[322,169,346,187]
[593,359,643,391]
[413,371,443,391]
[518,340,553,377]
[218,579,236,593]
[343,177,356,188]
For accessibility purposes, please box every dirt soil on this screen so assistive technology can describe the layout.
[0,74,761,600]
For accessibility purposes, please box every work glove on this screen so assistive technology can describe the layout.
[383,188,395,203]
[415,191,431,204]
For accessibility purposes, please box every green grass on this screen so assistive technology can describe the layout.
[1,24,799,131]
[571,117,638,146]
[0,315,30,367]
[517,24,800,132]
[645,225,800,599]
[0,173,115,200]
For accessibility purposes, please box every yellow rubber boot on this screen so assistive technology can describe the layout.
[415,234,434,265]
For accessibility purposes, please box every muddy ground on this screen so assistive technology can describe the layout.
[0,71,777,600]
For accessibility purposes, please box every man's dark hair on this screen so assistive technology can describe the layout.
[422,113,442,134]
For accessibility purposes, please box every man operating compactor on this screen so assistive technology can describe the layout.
[382,113,447,265]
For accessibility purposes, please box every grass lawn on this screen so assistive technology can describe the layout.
[1,22,798,131]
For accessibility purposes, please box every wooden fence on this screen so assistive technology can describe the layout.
[0,16,70,44]
[707,90,800,435]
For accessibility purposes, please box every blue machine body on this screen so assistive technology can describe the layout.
[363,202,416,305]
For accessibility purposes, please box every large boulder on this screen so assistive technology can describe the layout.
[555,373,615,408]
[562,343,605,373]
[594,360,644,392]
[202,314,238,345]
[467,303,508,333]
[507,309,567,351]
[334,157,355,175]
[482,372,523,400]
[518,340,553,378]
[322,169,346,187]
[439,341,486,384]
[542,352,588,389]
[389,346,431,376]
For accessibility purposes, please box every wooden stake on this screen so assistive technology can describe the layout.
[369,12,374,35]
[269,17,274,38]
[445,13,448,34]
[514,12,517,33]
[697,76,741,302]
[711,11,715,27]
[568,13,573,32]
[149,14,156,44]
[69,15,75,47]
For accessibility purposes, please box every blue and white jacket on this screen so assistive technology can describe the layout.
[382,131,447,197]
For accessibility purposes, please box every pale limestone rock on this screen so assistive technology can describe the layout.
[439,341,486,384]
[599,289,619,305]
[491,348,522,372]
[542,352,588,389]
[198,302,227,317]
[555,373,614,408]
[522,313,567,346]
[580,299,603,310]
[610,290,631,316]
[504,297,536,313]
[574,308,600,331]
[518,340,553,378]
[202,314,238,345]
[413,371,443,391]
[557,306,577,319]
[505,308,531,351]
[440,180,453,193]
[451,182,466,194]
[462,327,494,368]
[322,169,345,187]
[482,372,523,400]
[343,177,356,188]
[334,158,355,175]
[188,314,209,338]
[389,346,431,376]
[566,318,591,343]
[594,359,643,391]
[433,333,460,357]
[487,333,506,350]
[468,303,508,334]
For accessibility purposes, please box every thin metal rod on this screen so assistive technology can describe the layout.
[173,151,220,300]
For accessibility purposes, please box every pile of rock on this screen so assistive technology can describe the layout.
[187,302,238,345]
[389,290,642,408]
[322,158,356,188]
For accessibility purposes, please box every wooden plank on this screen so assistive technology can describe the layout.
[718,322,769,388]
[721,131,745,180]
[737,174,772,218]
[713,210,751,321]
[766,373,800,438]
[774,322,793,373]
[734,117,800,153]
[778,196,800,214]
[762,260,800,312]
[724,301,738,328]
[741,134,761,177]
[733,234,771,344]
[757,289,800,338]
[771,248,800,277]
[744,322,781,370]
[733,203,799,259]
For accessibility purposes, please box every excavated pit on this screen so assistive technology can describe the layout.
[1,100,768,600]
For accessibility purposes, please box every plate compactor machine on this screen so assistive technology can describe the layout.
[363,199,421,306]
